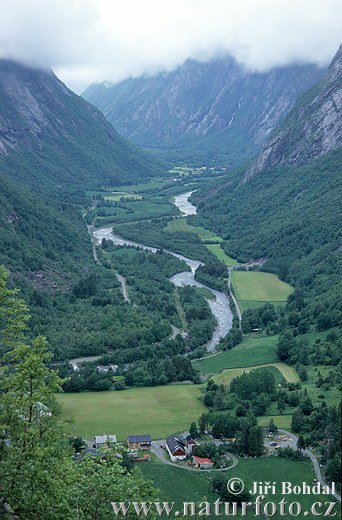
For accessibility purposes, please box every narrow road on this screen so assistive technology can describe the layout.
[228,269,242,329]
[151,441,238,472]
[278,429,341,502]
[116,274,130,303]
[168,324,180,340]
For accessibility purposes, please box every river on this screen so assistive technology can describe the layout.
[92,192,233,351]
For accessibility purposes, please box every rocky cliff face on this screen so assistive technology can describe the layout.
[83,56,324,164]
[0,60,164,193]
[245,45,342,179]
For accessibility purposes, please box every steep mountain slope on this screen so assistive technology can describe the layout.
[193,48,342,305]
[0,171,92,290]
[83,56,324,165]
[0,60,165,195]
[245,45,342,178]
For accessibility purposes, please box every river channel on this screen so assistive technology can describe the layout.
[92,192,233,351]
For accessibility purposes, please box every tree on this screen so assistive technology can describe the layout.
[198,413,209,433]
[297,435,306,452]
[268,418,278,435]
[291,410,304,433]
[0,269,157,519]
[69,436,86,453]
[325,456,341,484]
[189,421,198,439]
[248,426,264,457]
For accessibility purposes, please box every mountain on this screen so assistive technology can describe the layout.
[245,45,342,179]
[0,171,92,290]
[83,56,324,165]
[0,60,165,195]
[193,47,342,306]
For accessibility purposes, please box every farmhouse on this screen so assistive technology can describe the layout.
[166,434,187,461]
[192,455,214,469]
[94,434,117,448]
[127,435,152,450]
[185,433,196,454]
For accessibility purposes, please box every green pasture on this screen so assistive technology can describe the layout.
[213,363,298,387]
[193,335,279,374]
[140,458,339,519]
[165,218,219,241]
[206,243,239,265]
[104,193,142,202]
[231,271,293,302]
[57,384,205,441]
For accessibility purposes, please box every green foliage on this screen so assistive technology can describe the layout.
[195,149,342,313]
[113,218,218,264]
[0,61,165,196]
[230,369,276,399]
[0,272,157,518]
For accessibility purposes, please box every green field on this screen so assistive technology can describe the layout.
[257,414,292,429]
[238,300,287,313]
[165,219,239,266]
[213,363,298,386]
[104,193,142,201]
[57,385,205,441]
[193,335,279,374]
[165,218,220,241]
[140,458,339,519]
[231,271,293,302]
[206,243,239,266]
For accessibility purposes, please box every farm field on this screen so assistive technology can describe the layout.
[104,193,142,201]
[238,300,287,313]
[165,219,240,266]
[257,414,292,429]
[140,458,339,519]
[213,362,299,386]
[193,335,279,374]
[165,218,220,241]
[231,271,293,302]
[205,243,239,266]
[57,384,205,440]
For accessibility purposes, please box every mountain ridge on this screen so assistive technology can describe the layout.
[0,59,165,195]
[83,56,325,165]
[245,44,342,179]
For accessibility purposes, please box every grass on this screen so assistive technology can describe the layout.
[165,219,220,242]
[165,220,240,266]
[140,458,340,519]
[104,193,142,201]
[231,271,293,302]
[238,300,287,313]
[193,335,279,374]
[205,243,239,266]
[213,363,298,386]
[110,200,177,223]
[57,384,205,441]
[257,414,292,429]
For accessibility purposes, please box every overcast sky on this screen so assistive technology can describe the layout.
[0,0,341,93]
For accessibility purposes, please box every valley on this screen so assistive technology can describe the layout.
[0,44,341,518]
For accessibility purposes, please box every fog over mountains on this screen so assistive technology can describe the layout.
[83,56,325,165]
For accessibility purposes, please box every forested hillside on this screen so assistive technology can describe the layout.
[193,47,342,313]
[0,60,165,195]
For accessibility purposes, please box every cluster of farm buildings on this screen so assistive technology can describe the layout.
[92,433,214,469]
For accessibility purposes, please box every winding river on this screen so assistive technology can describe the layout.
[92,192,233,351]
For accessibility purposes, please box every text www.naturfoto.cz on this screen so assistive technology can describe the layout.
[111,499,338,517]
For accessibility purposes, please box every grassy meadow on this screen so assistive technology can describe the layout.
[213,363,298,387]
[140,458,340,519]
[193,335,279,374]
[57,384,205,440]
[231,271,293,303]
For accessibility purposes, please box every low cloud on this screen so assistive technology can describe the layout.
[1,0,341,92]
